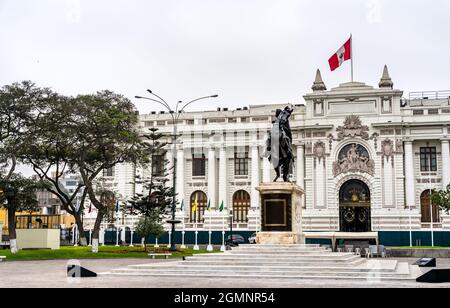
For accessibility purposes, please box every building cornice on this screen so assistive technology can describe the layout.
[372,121,449,128]
[294,125,334,130]
[303,89,403,101]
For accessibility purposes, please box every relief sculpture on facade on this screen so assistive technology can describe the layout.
[336,115,370,140]
[333,143,375,177]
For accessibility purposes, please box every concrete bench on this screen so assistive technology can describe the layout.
[0,256,6,262]
[148,253,172,260]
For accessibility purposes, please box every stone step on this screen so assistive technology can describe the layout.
[102,243,422,282]
[127,261,398,273]
[238,244,322,248]
[186,255,361,262]
[229,249,332,254]
[194,251,360,258]
[234,245,327,250]
[177,260,366,267]
[104,265,417,281]
[110,269,412,278]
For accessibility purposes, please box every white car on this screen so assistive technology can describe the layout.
[248,233,257,244]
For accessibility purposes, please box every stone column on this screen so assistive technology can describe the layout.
[251,145,261,209]
[263,158,272,183]
[208,146,217,208]
[404,141,416,208]
[296,144,305,190]
[442,140,450,188]
[218,146,228,209]
[176,146,185,209]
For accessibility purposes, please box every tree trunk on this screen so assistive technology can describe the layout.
[73,212,87,246]
[91,208,106,253]
[7,207,18,254]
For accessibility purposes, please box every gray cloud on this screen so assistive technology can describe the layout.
[1,0,449,115]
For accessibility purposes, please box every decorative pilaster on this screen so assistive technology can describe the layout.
[404,141,416,208]
[251,145,261,209]
[263,157,272,183]
[441,140,450,188]
[296,144,305,190]
[218,146,228,210]
[208,146,217,209]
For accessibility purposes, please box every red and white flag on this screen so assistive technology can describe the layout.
[328,37,352,72]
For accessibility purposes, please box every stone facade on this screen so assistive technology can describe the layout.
[96,68,450,239]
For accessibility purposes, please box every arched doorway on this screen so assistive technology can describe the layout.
[233,190,251,223]
[190,191,207,223]
[421,190,440,224]
[339,180,371,233]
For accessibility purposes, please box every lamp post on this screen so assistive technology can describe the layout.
[136,91,219,252]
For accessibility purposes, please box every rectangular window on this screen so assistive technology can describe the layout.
[152,155,164,177]
[192,154,206,177]
[420,147,437,172]
[103,168,115,177]
[234,150,249,176]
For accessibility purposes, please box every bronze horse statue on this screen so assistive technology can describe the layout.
[265,106,294,182]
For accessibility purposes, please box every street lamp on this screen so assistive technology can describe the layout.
[136,91,219,252]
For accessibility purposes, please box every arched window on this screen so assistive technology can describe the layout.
[190,191,207,223]
[233,190,251,223]
[421,190,440,223]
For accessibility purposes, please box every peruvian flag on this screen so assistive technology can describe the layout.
[328,37,352,71]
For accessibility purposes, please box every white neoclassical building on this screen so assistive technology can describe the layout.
[98,67,450,246]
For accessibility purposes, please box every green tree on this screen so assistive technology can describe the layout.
[125,128,174,250]
[19,89,89,246]
[0,175,41,253]
[135,216,166,252]
[71,91,147,252]
[0,81,45,179]
[431,184,450,214]
[0,82,50,252]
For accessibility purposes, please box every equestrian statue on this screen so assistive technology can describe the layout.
[265,106,295,182]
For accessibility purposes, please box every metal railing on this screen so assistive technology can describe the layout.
[409,90,450,100]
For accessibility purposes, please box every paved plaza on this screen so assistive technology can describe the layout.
[1,258,449,288]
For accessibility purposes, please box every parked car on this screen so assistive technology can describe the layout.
[225,234,246,246]
[248,233,257,244]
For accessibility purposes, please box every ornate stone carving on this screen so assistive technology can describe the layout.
[336,116,370,140]
[328,134,334,151]
[333,143,375,177]
[381,139,394,161]
[371,133,379,151]
[313,141,326,162]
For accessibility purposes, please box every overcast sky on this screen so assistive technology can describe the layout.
[1,0,450,114]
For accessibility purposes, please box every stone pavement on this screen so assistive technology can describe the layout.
[0,258,450,288]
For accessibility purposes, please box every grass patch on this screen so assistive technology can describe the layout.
[0,245,217,262]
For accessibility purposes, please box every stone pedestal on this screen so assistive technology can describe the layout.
[256,182,305,245]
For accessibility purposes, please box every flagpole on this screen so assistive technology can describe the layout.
[194,207,199,251]
[429,153,435,247]
[350,34,354,82]
[207,205,213,252]
[221,215,226,252]
[181,200,186,249]
[220,201,226,252]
